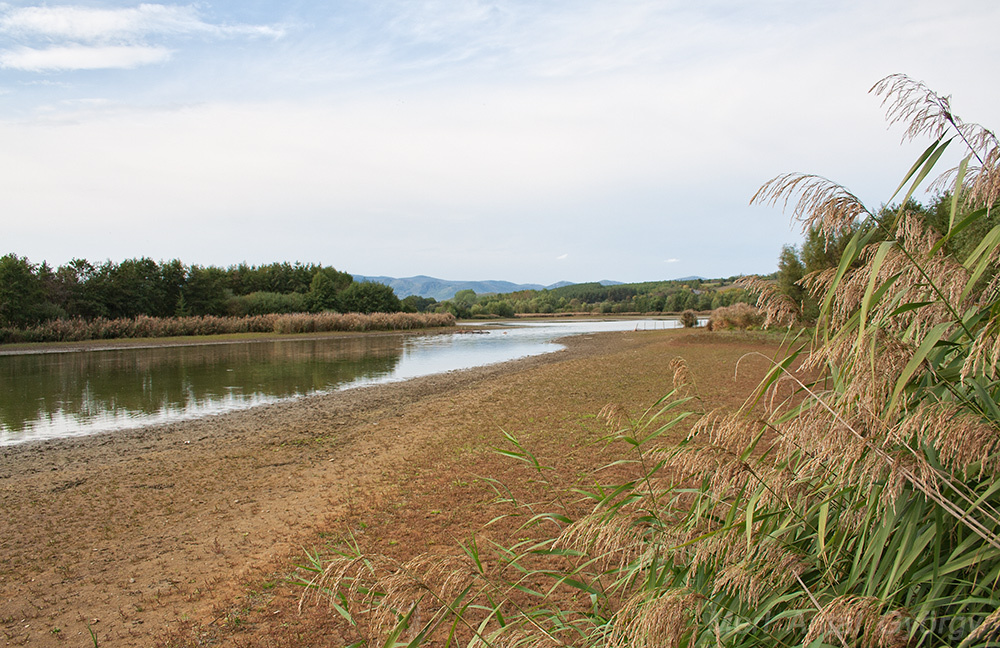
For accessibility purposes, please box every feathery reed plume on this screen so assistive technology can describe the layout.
[669,356,693,392]
[598,403,631,431]
[804,595,910,648]
[734,275,799,327]
[965,320,1000,380]
[895,402,1000,478]
[873,73,1000,213]
[607,591,702,648]
[554,512,648,573]
[871,74,960,144]
[963,606,1000,648]
[751,173,870,238]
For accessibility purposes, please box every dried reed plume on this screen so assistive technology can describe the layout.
[751,173,871,238]
[301,550,487,642]
[873,73,1000,213]
[1,311,456,344]
[554,512,649,573]
[669,356,693,392]
[734,276,799,327]
[598,403,631,430]
[804,595,910,648]
[607,591,702,648]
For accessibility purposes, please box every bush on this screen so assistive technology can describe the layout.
[679,308,698,327]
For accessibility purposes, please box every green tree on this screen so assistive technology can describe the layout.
[800,224,855,274]
[489,300,515,318]
[322,266,354,292]
[183,265,230,316]
[89,257,170,319]
[158,259,187,317]
[776,244,805,311]
[448,289,477,318]
[307,270,340,312]
[0,254,43,327]
[400,295,437,313]
[338,281,400,314]
[54,259,101,318]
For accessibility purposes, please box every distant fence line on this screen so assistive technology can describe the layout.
[0,312,457,345]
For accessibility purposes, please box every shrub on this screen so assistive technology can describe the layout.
[679,308,698,327]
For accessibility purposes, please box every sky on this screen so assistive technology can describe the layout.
[1,1,998,285]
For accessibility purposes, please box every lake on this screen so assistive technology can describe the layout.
[0,318,686,445]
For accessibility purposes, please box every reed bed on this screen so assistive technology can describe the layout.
[299,75,1000,647]
[708,302,765,330]
[272,311,455,334]
[0,311,455,344]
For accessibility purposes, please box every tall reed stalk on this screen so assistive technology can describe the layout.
[301,75,1000,647]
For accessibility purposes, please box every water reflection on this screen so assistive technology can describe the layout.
[0,318,685,445]
[0,336,404,445]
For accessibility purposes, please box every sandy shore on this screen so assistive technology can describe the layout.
[0,328,779,647]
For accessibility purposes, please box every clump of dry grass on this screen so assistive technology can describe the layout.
[708,302,766,330]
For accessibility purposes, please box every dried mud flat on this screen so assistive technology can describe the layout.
[0,329,782,647]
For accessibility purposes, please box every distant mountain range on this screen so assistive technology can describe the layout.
[351,275,624,301]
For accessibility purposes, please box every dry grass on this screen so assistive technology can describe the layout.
[0,311,455,344]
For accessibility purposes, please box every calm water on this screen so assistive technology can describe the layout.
[0,319,683,445]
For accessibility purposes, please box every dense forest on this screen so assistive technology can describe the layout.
[0,257,404,329]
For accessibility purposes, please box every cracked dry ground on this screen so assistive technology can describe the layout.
[0,328,784,647]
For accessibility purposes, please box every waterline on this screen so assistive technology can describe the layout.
[1,319,684,445]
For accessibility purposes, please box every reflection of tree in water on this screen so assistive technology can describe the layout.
[0,336,404,439]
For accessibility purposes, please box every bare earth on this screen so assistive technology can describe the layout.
[0,328,782,647]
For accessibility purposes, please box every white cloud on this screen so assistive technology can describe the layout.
[556,253,568,260]
[1,5,189,41]
[0,4,282,72]
[665,259,680,264]
[0,4,284,42]
[0,45,171,71]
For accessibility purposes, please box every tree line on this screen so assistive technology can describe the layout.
[0,256,404,328]
[0,255,765,329]
[431,279,755,319]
